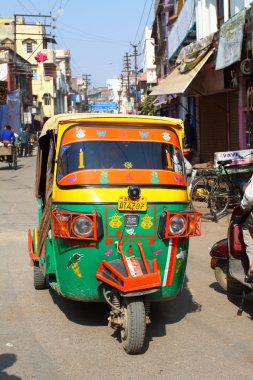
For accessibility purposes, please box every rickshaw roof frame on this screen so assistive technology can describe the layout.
[39,113,184,140]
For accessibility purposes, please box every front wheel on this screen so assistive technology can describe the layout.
[210,177,230,218]
[121,297,146,354]
[214,261,246,295]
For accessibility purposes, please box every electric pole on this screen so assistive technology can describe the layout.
[82,73,91,112]
[130,42,141,114]
[122,52,131,101]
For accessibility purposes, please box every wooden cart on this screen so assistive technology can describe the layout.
[0,145,17,169]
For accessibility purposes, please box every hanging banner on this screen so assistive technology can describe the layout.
[215,9,246,71]
[0,90,21,134]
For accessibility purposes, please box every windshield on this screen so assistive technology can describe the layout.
[57,140,185,184]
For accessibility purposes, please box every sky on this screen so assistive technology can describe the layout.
[0,0,155,87]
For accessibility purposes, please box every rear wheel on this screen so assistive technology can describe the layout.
[34,266,46,290]
[121,297,146,354]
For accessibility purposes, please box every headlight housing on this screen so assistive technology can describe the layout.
[169,215,185,235]
[73,216,93,236]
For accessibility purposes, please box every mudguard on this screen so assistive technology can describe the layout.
[210,238,228,259]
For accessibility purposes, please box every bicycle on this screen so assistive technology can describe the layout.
[190,160,242,220]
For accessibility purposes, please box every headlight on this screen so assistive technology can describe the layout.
[169,216,185,235]
[73,216,93,236]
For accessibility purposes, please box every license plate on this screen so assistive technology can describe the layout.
[118,196,147,211]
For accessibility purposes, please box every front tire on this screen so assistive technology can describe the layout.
[34,265,46,290]
[121,297,146,354]
[214,261,246,295]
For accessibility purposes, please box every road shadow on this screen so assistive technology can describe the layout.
[0,354,22,380]
[49,289,110,326]
[49,276,201,354]
[112,275,201,353]
[0,165,24,171]
[147,275,201,335]
[227,291,253,319]
[210,281,253,318]
[209,281,227,294]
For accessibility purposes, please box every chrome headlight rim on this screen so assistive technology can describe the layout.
[169,215,186,235]
[72,215,93,237]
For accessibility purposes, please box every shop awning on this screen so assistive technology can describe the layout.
[150,49,214,96]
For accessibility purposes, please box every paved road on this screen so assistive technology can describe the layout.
[0,156,253,380]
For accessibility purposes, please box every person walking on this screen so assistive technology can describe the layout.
[19,127,29,157]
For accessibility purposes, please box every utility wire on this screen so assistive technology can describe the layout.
[139,0,155,45]
[133,0,148,43]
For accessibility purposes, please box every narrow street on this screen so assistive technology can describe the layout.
[0,156,253,380]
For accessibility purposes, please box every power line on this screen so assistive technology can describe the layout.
[133,0,148,43]
[139,0,155,45]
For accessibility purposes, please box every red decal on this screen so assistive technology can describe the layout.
[105,239,113,245]
[148,238,155,245]
[166,239,178,286]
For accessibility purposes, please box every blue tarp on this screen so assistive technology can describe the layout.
[0,90,21,135]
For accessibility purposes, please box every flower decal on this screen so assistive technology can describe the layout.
[162,132,171,141]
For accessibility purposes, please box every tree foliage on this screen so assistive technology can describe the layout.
[140,95,156,115]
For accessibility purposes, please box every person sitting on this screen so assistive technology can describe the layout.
[1,125,15,145]
[237,175,253,281]
[19,127,29,157]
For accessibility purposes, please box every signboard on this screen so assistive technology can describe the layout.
[90,102,118,112]
[23,112,32,124]
[214,148,253,169]
[215,9,246,70]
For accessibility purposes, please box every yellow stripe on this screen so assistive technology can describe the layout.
[53,187,189,203]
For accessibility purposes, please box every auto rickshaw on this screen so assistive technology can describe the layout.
[28,113,201,354]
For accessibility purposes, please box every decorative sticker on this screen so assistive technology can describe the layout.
[176,250,187,260]
[139,131,149,138]
[141,215,154,229]
[67,253,84,278]
[125,172,134,181]
[100,170,109,184]
[176,260,184,273]
[104,248,114,256]
[174,174,183,184]
[124,162,133,169]
[151,171,159,183]
[162,132,171,141]
[96,130,106,137]
[76,129,86,139]
[125,228,135,236]
[67,174,77,184]
[153,248,162,256]
[109,213,123,228]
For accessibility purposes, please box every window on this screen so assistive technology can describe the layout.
[57,140,185,184]
[26,42,33,53]
[44,95,51,105]
[33,69,37,80]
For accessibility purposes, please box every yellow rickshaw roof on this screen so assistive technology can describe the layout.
[39,113,184,139]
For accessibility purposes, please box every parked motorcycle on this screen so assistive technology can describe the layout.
[210,207,253,304]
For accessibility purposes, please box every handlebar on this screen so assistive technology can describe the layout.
[216,159,232,167]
